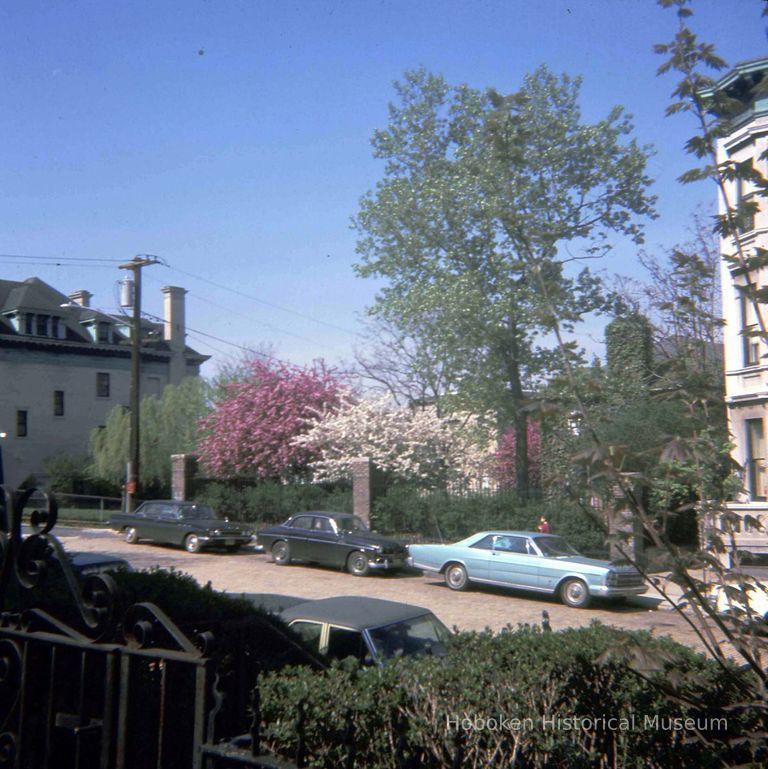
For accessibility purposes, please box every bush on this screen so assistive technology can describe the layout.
[193,480,352,523]
[372,486,607,555]
[259,623,759,768]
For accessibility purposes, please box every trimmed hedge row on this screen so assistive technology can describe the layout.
[372,486,607,555]
[193,480,353,523]
[259,623,762,769]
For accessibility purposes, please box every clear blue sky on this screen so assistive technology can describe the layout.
[1,0,765,377]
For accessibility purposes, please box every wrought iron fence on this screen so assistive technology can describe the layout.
[0,485,297,769]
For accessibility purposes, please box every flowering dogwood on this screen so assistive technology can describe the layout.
[295,395,496,488]
[198,359,343,479]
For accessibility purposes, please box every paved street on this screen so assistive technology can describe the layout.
[47,526,741,657]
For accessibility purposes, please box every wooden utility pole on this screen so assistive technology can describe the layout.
[118,255,160,511]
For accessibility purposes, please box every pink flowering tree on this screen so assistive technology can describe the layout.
[495,420,541,489]
[198,358,344,479]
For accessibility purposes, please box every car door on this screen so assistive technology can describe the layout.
[136,503,162,541]
[286,515,314,560]
[307,516,343,566]
[325,625,371,664]
[152,504,182,544]
[487,535,540,588]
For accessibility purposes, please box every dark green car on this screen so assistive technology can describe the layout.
[257,512,407,576]
[110,500,253,554]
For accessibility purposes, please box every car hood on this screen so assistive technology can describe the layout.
[339,532,406,551]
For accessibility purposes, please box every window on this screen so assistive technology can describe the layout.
[746,418,767,501]
[96,372,110,398]
[326,626,367,662]
[740,291,762,366]
[290,516,313,529]
[97,322,110,343]
[290,621,323,654]
[16,410,27,438]
[24,313,34,334]
[36,314,49,336]
[735,160,756,233]
[51,317,60,338]
[312,517,334,532]
[53,390,64,417]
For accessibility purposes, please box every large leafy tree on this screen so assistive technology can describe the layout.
[197,358,343,480]
[90,376,211,493]
[354,66,656,494]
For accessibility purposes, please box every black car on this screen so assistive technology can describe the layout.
[256,512,407,576]
[110,500,254,553]
[248,594,450,665]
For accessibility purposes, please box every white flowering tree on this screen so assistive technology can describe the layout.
[295,395,496,489]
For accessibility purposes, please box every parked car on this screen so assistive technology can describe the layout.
[110,501,253,554]
[256,512,407,576]
[708,580,768,632]
[68,551,133,576]
[407,531,647,608]
[249,594,451,665]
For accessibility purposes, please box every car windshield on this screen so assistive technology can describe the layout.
[335,516,368,533]
[368,614,450,660]
[179,505,217,521]
[535,536,580,557]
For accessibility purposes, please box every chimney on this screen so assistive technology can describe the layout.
[162,285,187,385]
[68,289,92,307]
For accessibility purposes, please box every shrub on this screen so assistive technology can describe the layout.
[194,480,352,524]
[259,623,758,768]
[372,487,606,555]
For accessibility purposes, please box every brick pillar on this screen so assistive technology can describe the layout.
[171,454,197,502]
[351,457,387,527]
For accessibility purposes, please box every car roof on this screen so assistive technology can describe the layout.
[281,596,433,630]
[289,511,356,519]
[470,531,544,538]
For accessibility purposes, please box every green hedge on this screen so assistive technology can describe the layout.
[372,487,607,555]
[260,623,759,769]
[193,480,352,523]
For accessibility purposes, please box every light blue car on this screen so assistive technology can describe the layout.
[407,531,647,608]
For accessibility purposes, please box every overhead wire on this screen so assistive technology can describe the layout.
[162,262,360,336]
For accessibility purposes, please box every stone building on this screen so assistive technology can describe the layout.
[708,57,768,547]
[0,277,208,487]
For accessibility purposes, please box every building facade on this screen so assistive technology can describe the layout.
[0,277,208,487]
[710,58,768,545]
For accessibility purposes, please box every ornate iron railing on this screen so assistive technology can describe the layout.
[0,486,295,769]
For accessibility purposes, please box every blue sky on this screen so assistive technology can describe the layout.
[1,0,766,377]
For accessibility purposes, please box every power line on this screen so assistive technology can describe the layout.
[142,271,325,347]
[0,253,123,263]
[163,262,360,336]
[139,310,272,359]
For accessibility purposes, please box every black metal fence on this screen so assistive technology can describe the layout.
[0,485,296,769]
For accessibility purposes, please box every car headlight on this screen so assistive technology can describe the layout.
[606,571,618,586]
[211,529,221,536]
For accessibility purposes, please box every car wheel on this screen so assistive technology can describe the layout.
[124,527,139,545]
[444,563,469,591]
[271,541,291,565]
[184,534,202,554]
[347,551,370,577]
[560,578,590,608]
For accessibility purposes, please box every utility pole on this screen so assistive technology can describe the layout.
[118,255,160,511]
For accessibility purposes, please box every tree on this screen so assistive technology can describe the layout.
[295,394,495,489]
[353,315,451,412]
[90,376,211,493]
[354,66,655,494]
[197,358,343,480]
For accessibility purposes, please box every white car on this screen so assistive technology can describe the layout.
[710,580,768,630]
